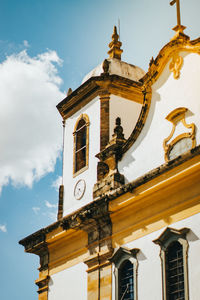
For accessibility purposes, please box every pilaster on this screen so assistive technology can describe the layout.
[100,92,110,151]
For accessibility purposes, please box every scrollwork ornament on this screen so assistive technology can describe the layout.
[169,53,183,79]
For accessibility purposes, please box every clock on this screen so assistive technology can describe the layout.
[74,179,86,200]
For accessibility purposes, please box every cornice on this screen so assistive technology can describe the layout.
[104,144,200,202]
[19,145,200,255]
[56,74,143,119]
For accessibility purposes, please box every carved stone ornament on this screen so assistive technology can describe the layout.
[93,117,126,199]
[153,227,190,249]
[163,107,196,161]
[102,59,110,74]
[62,198,112,256]
[169,52,183,79]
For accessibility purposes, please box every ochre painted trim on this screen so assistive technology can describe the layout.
[169,52,183,79]
[141,38,200,88]
[163,107,196,161]
[110,158,200,247]
[47,229,88,275]
[57,75,143,119]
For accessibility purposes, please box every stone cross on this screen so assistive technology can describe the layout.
[170,0,181,26]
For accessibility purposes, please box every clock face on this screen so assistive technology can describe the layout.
[74,179,86,200]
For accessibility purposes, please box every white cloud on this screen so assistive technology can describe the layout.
[32,207,41,214]
[23,40,29,48]
[0,224,7,233]
[45,200,57,209]
[0,49,65,192]
[51,176,62,191]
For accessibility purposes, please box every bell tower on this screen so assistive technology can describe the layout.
[56,26,145,217]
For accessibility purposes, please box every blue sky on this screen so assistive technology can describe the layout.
[0,0,200,299]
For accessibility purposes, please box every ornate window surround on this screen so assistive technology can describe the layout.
[163,107,196,162]
[73,114,90,177]
[109,247,139,300]
[153,227,190,300]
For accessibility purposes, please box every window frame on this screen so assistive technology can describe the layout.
[73,114,90,177]
[109,247,139,300]
[153,227,190,300]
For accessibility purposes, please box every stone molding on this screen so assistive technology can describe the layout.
[19,144,200,252]
[35,275,50,295]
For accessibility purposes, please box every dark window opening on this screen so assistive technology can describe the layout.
[75,119,87,173]
[119,260,134,300]
[166,241,185,300]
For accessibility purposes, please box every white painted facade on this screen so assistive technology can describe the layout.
[63,51,200,215]
[59,50,200,299]
[111,212,200,300]
[47,213,200,300]
[119,52,200,183]
[48,263,87,300]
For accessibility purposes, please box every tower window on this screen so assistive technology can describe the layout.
[73,114,89,176]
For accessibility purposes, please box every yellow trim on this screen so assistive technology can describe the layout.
[142,38,200,89]
[48,229,88,275]
[110,155,200,247]
[169,52,183,79]
[43,154,200,278]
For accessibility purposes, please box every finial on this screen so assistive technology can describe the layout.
[112,117,125,140]
[102,59,110,74]
[108,26,123,60]
[67,88,72,96]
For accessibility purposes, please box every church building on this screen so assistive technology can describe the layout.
[20,2,200,299]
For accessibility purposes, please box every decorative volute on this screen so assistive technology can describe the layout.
[107,26,123,60]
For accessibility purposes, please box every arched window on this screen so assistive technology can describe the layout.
[109,247,139,300]
[166,241,184,299]
[153,227,189,300]
[73,114,89,175]
[119,260,134,300]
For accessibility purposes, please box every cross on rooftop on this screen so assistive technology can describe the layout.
[170,0,181,26]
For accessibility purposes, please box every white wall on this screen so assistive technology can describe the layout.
[112,212,200,300]
[119,52,200,183]
[48,263,87,300]
[63,97,100,216]
[109,95,142,140]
